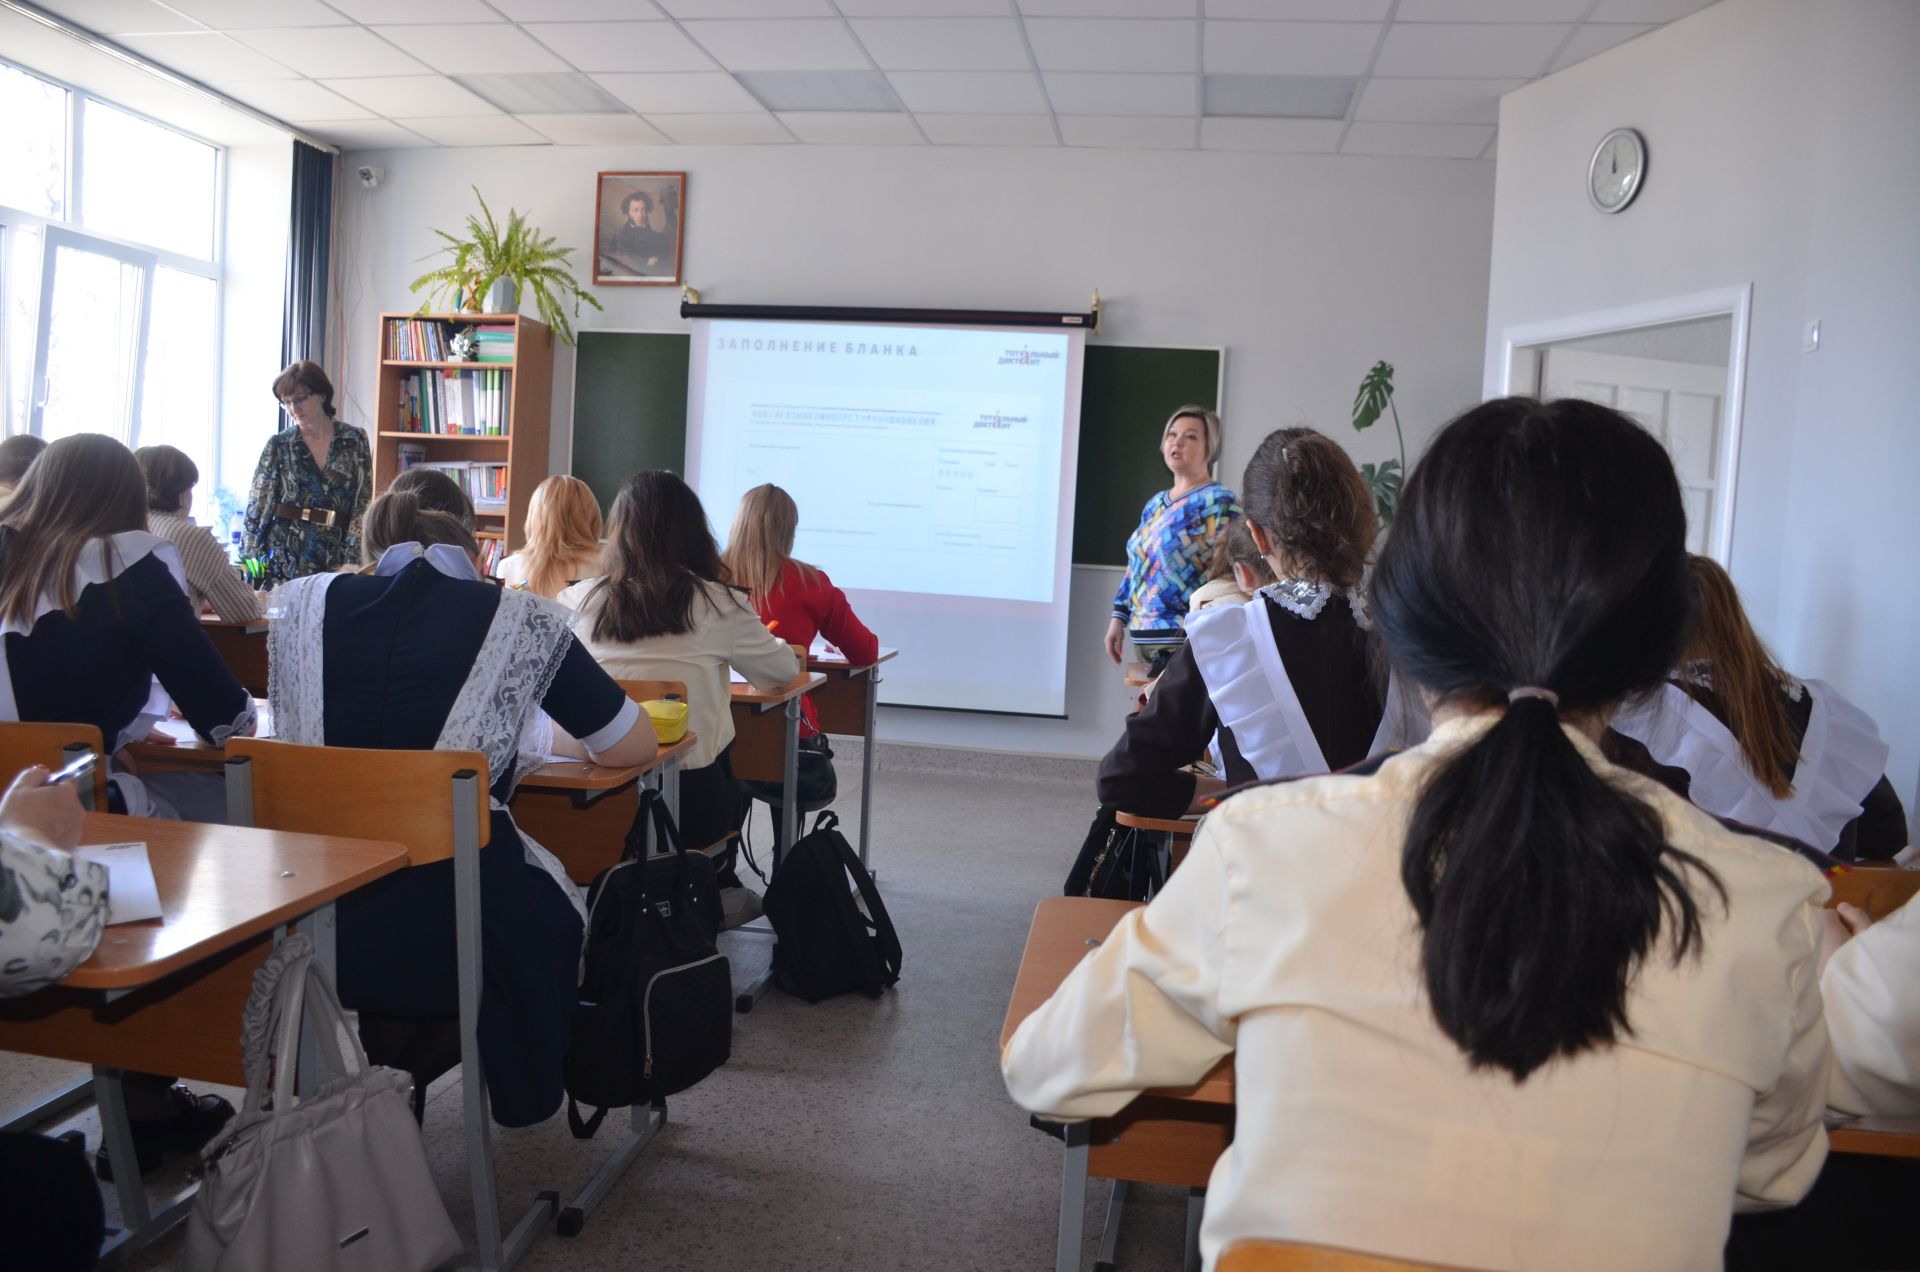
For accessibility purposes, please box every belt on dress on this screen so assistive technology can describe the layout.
[275,502,341,530]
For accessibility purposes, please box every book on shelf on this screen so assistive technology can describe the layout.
[476,536,506,578]
[397,442,426,471]
[387,317,457,362]
[416,461,509,513]
[395,367,510,435]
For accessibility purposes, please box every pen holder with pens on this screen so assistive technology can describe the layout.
[642,695,688,744]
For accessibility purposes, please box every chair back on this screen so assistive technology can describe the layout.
[1828,865,1920,920]
[226,738,490,865]
[617,678,689,704]
[0,721,108,810]
[1219,1239,1482,1272]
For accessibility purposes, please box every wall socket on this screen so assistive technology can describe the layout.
[1804,320,1821,353]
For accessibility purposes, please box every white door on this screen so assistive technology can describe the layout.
[1540,347,1729,560]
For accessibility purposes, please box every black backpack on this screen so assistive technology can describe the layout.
[762,812,903,1003]
[565,788,732,1138]
[1063,805,1162,901]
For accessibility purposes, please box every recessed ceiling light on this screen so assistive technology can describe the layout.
[733,70,900,114]
[1202,74,1356,120]
[452,73,627,115]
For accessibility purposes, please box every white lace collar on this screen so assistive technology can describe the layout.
[1260,577,1333,620]
[372,541,480,582]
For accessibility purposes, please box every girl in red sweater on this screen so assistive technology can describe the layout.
[724,484,878,841]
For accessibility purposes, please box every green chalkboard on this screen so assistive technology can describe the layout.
[568,332,1221,567]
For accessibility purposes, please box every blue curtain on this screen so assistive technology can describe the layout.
[279,140,334,385]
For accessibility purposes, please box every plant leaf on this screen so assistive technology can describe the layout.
[1352,360,1396,433]
[1360,458,1403,524]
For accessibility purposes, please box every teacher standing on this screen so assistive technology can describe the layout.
[1104,406,1240,673]
[242,360,372,585]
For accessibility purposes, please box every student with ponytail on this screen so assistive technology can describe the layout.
[1006,398,1832,1271]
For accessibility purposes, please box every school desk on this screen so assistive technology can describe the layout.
[1829,1116,1920,1160]
[1002,896,1228,1272]
[0,813,407,1265]
[199,613,269,697]
[509,733,696,885]
[728,671,827,1012]
[806,647,897,873]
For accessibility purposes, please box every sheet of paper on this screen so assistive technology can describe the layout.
[729,667,747,684]
[75,842,163,925]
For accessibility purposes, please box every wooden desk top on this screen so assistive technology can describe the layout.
[730,671,827,708]
[1001,895,1233,1106]
[198,613,269,634]
[522,732,696,792]
[64,813,407,991]
[1115,811,1200,836]
[807,647,899,675]
[1829,1116,1920,1160]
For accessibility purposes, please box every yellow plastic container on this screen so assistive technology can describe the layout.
[642,698,689,744]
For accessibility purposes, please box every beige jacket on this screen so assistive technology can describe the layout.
[1003,715,1831,1272]
[559,576,798,770]
[148,510,264,623]
[1823,891,1920,1116]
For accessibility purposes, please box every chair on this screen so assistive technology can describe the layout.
[1219,1238,1484,1272]
[1826,864,1920,920]
[224,738,660,1268]
[0,721,108,810]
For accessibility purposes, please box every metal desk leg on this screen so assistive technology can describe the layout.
[1094,1179,1129,1272]
[90,1068,198,1267]
[0,1074,93,1135]
[737,698,801,1014]
[662,755,681,826]
[556,1098,666,1237]
[1058,1120,1090,1272]
[1185,1188,1205,1272]
[857,668,879,875]
[291,902,337,1097]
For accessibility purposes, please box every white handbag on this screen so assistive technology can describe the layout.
[183,933,463,1272]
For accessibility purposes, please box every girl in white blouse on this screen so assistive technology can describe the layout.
[1003,397,1832,1272]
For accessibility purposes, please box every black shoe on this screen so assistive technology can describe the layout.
[95,1086,235,1182]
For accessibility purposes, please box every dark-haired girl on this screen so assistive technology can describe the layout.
[1097,427,1413,816]
[562,470,799,855]
[1007,399,1830,1271]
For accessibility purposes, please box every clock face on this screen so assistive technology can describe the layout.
[1589,128,1645,213]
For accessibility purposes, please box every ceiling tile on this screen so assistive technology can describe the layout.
[736,69,900,110]
[116,32,301,80]
[776,111,925,142]
[1548,23,1654,72]
[1372,22,1569,77]
[679,20,870,70]
[1203,0,1390,16]
[302,119,435,149]
[1353,76,1523,124]
[319,74,499,117]
[1198,116,1341,151]
[215,77,376,122]
[161,0,348,26]
[1044,72,1195,117]
[1058,114,1194,148]
[230,27,429,78]
[593,71,764,112]
[520,113,672,144]
[1024,20,1197,73]
[374,25,571,75]
[327,0,504,20]
[838,0,1009,12]
[847,19,1033,72]
[522,22,717,73]
[31,1,206,34]
[660,0,836,14]
[917,113,1057,145]
[488,0,666,17]
[646,112,795,143]
[1019,0,1192,15]
[1342,120,1493,157]
[885,70,1048,113]
[396,115,551,146]
[1394,0,1589,20]
[1201,20,1381,75]
[1587,0,1717,20]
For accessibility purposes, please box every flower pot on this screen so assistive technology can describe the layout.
[481,277,515,314]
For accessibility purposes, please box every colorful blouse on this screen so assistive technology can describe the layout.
[1111,482,1240,639]
[241,421,372,584]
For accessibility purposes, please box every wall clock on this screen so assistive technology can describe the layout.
[1588,127,1646,214]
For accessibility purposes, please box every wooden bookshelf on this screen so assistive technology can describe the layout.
[370,311,554,554]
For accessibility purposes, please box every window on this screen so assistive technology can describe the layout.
[0,59,222,509]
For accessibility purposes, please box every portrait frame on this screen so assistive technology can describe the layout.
[592,171,687,287]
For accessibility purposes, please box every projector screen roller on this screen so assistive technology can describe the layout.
[687,317,1084,715]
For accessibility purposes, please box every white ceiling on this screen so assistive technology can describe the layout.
[13,0,1720,154]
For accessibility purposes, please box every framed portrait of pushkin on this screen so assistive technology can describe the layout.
[593,171,686,287]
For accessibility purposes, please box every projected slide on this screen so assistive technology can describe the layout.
[688,317,1084,716]
[695,324,1069,603]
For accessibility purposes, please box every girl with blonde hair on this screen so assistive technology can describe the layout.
[499,475,603,598]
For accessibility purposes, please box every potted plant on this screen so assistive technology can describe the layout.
[1351,360,1406,524]
[410,186,603,346]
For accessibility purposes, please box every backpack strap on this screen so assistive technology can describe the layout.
[817,811,902,989]
[567,1095,609,1140]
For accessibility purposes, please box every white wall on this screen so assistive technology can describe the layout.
[333,143,1494,758]
[216,142,290,535]
[1485,0,1920,817]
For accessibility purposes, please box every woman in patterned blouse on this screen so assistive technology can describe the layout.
[242,360,371,584]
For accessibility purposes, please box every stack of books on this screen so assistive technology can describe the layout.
[397,368,510,435]
[474,328,516,364]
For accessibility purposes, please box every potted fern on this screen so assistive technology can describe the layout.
[410,187,603,346]
[1351,360,1407,524]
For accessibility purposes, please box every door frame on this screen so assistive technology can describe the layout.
[1494,284,1751,564]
